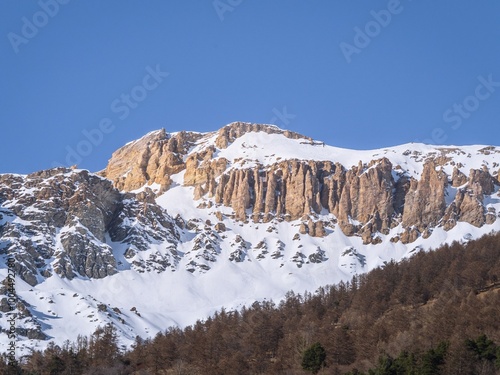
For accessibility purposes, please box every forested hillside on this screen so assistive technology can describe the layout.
[4,124,500,355]
[3,232,500,374]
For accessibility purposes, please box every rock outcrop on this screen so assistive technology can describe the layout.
[443,167,497,230]
[214,122,313,149]
[98,123,500,244]
[0,168,180,285]
[101,122,313,193]
[4,122,500,352]
[402,161,447,232]
[100,129,201,192]
[184,157,398,242]
[0,169,121,285]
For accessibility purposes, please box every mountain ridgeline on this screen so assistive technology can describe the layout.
[1,122,500,354]
[102,122,499,243]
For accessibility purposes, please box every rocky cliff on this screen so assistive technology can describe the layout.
[101,122,500,245]
[100,122,312,193]
[2,122,500,354]
[0,168,180,286]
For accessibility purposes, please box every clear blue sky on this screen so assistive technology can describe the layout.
[1,1,499,174]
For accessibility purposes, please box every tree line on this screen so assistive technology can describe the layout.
[2,231,500,374]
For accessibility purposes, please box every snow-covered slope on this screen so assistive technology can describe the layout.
[167,123,500,178]
[1,122,500,357]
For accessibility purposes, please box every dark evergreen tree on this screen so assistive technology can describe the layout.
[465,334,497,361]
[301,342,326,374]
[420,341,448,375]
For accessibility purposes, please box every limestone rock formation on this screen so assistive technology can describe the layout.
[0,168,181,285]
[5,122,500,353]
[402,161,447,231]
[101,122,313,194]
[100,129,201,192]
[214,121,312,149]
[3,122,499,291]
[99,123,500,243]
[0,169,121,285]
[451,167,468,187]
[188,156,398,242]
[443,167,497,230]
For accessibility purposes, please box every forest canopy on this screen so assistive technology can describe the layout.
[3,232,500,374]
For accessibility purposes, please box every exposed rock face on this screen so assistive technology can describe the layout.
[443,168,496,230]
[189,157,397,242]
[58,230,116,280]
[109,188,180,273]
[214,222,226,232]
[192,160,496,244]
[0,169,180,285]
[469,167,496,195]
[102,122,313,194]
[211,160,329,222]
[331,158,395,240]
[77,122,498,248]
[5,123,500,352]
[308,219,326,237]
[214,122,312,149]
[451,167,468,187]
[402,161,447,232]
[0,169,121,285]
[101,129,202,192]
[99,123,500,244]
[455,189,485,227]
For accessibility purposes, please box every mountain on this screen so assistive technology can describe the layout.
[1,122,500,356]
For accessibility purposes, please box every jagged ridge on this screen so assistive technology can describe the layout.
[102,122,500,244]
[2,122,500,355]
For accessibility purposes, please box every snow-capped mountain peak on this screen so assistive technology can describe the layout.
[1,122,500,355]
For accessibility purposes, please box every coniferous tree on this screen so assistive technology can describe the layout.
[302,342,326,374]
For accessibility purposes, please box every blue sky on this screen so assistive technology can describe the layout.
[1,1,500,174]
